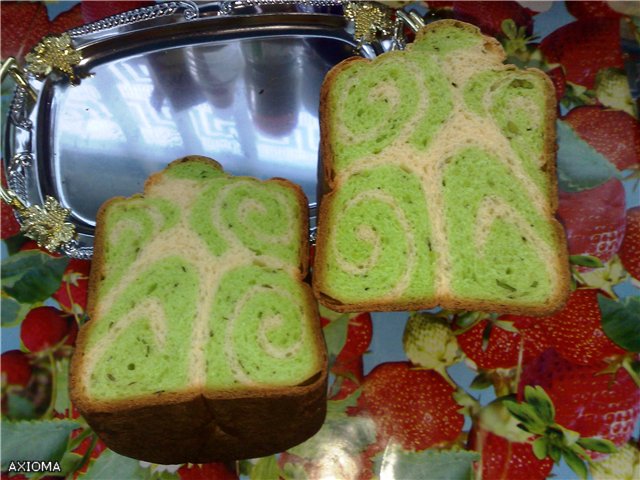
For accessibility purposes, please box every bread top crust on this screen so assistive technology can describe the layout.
[71,156,326,414]
[313,20,570,315]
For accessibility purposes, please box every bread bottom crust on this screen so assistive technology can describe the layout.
[73,370,327,464]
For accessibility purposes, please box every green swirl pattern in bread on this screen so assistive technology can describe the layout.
[70,156,327,464]
[313,20,570,314]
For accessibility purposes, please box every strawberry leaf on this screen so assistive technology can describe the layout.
[250,455,279,480]
[372,446,479,480]
[504,400,547,435]
[532,437,549,460]
[1,419,80,470]
[569,254,604,268]
[5,392,37,420]
[0,292,31,327]
[549,443,562,463]
[1,250,68,304]
[598,295,640,352]
[82,449,146,478]
[577,437,617,454]
[523,386,555,424]
[556,120,618,193]
[562,448,588,480]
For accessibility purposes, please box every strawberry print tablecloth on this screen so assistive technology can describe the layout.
[1,1,639,479]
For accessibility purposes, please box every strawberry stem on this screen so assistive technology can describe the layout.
[43,349,57,419]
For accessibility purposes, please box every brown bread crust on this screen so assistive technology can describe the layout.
[312,20,570,316]
[70,156,327,464]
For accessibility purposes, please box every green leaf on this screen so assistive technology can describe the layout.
[481,322,493,351]
[556,120,618,192]
[1,419,80,470]
[548,443,562,463]
[58,451,85,477]
[250,455,279,480]
[523,386,555,424]
[494,320,519,334]
[599,295,640,352]
[372,447,479,480]
[322,314,350,368]
[1,292,32,327]
[2,233,27,254]
[577,437,617,454]
[559,426,580,447]
[504,401,546,434]
[562,448,588,480]
[469,372,493,390]
[83,449,146,479]
[455,311,483,329]
[532,437,549,460]
[1,250,68,304]
[6,392,37,420]
[569,255,604,268]
[327,388,362,418]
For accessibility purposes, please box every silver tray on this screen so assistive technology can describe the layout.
[2,0,416,258]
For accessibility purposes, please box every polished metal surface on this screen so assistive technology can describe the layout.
[49,35,353,228]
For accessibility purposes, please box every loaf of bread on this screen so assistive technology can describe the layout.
[313,20,570,315]
[70,156,327,464]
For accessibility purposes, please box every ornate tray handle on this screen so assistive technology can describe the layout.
[1,58,77,253]
[0,58,37,101]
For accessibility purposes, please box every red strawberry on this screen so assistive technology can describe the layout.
[356,362,464,452]
[566,1,624,19]
[546,66,566,102]
[468,426,554,480]
[336,312,373,363]
[456,315,549,370]
[451,1,535,38]
[520,349,640,454]
[0,2,84,61]
[80,1,155,23]
[321,311,372,373]
[540,19,625,90]
[563,106,640,171]
[1,201,21,239]
[1,350,32,387]
[52,258,91,313]
[1,164,21,239]
[558,178,626,266]
[20,306,76,353]
[542,289,626,365]
[177,462,238,480]
[619,207,640,280]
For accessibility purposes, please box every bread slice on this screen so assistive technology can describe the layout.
[70,156,327,464]
[313,20,570,315]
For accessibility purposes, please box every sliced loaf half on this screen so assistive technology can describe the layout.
[313,20,570,315]
[70,156,327,464]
